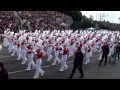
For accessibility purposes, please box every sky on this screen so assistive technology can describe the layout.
[81,11,120,24]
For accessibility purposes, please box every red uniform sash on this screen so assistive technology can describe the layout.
[83,40,87,44]
[79,43,82,48]
[17,43,20,47]
[36,50,42,59]
[91,43,94,47]
[63,48,68,55]
[70,40,74,45]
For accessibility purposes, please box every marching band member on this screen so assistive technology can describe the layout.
[52,43,61,65]
[8,37,13,53]
[33,48,44,79]
[26,44,36,70]
[21,40,28,64]
[46,39,53,61]
[3,35,9,47]
[41,40,46,56]
[108,38,116,58]
[59,44,69,72]
[11,39,17,56]
[16,39,22,60]
[85,40,92,64]
[68,39,74,57]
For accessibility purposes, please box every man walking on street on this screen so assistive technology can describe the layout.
[99,41,109,66]
[68,47,84,79]
[116,42,120,61]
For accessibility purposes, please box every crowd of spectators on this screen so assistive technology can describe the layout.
[0,11,73,33]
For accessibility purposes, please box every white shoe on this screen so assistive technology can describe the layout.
[41,72,45,76]
[65,66,68,70]
[85,62,88,64]
[58,60,61,64]
[17,59,20,61]
[9,51,11,53]
[59,69,64,72]
[21,62,24,64]
[88,60,90,63]
[52,63,56,65]
[33,76,39,79]
[11,54,14,56]
[25,58,28,60]
[21,60,27,64]
[25,68,31,71]
[32,66,36,69]
[48,55,53,61]
[47,58,51,61]
[65,67,68,70]
[47,59,50,61]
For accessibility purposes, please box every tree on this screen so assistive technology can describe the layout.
[60,11,82,29]
[118,18,120,23]
[60,11,82,22]
[89,15,94,21]
[79,15,95,29]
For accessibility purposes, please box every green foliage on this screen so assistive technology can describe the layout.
[79,15,96,29]
[60,11,82,21]
[60,11,120,30]
[60,11,82,29]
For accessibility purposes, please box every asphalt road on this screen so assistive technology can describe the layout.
[0,40,120,79]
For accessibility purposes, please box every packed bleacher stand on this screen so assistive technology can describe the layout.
[0,11,73,33]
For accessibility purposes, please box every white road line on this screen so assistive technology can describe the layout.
[0,55,17,58]
[8,70,26,74]
[8,60,74,74]
[8,55,100,74]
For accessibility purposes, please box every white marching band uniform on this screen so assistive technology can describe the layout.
[16,41,21,60]
[33,48,44,79]
[26,44,36,70]
[68,39,74,57]
[59,45,69,72]
[46,39,53,61]
[52,43,61,65]
[85,44,92,64]
[21,40,28,64]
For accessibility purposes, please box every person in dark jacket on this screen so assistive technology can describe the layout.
[0,62,8,79]
[99,42,109,66]
[115,42,120,61]
[68,47,84,79]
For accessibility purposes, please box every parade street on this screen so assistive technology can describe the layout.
[0,41,120,79]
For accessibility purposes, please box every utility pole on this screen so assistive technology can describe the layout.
[107,14,108,21]
[112,12,114,23]
[99,13,102,21]
[96,12,98,21]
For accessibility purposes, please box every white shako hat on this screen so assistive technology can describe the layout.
[88,40,93,45]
